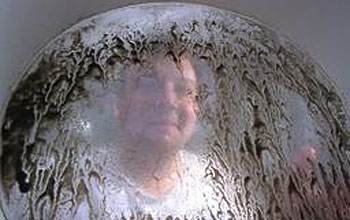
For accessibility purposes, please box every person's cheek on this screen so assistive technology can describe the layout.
[123,94,149,136]
[182,101,197,136]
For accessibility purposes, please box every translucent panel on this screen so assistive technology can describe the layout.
[1,3,350,220]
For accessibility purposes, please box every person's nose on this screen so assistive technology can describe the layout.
[158,82,178,107]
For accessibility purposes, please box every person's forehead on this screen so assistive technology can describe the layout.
[123,56,197,86]
[152,56,197,82]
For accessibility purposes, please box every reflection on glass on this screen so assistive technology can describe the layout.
[68,54,214,219]
[116,56,198,198]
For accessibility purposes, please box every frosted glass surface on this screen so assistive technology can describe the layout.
[1,3,350,220]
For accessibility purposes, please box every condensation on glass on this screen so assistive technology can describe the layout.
[1,3,350,220]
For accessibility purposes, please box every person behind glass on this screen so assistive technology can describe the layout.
[115,53,199,199]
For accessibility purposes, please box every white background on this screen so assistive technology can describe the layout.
[0,0,349,219]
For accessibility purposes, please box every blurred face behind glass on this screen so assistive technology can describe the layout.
[117,55,198,153]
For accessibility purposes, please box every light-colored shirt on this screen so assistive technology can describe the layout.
[74,150,218,220]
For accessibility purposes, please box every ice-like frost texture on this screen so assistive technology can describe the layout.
[1,3,350,220]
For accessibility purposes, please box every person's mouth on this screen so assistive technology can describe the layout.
[150,120,179,129]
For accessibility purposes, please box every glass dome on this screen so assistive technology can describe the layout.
[1,3,350,220]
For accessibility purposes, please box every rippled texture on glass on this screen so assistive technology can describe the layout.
[1,3,350,220]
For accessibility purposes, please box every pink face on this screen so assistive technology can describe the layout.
[118,57,198,148]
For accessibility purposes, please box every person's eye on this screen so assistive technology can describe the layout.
[138,76,159,92]
[174,83,187,95]
[185,83,196,96]
[185,87,193,95]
